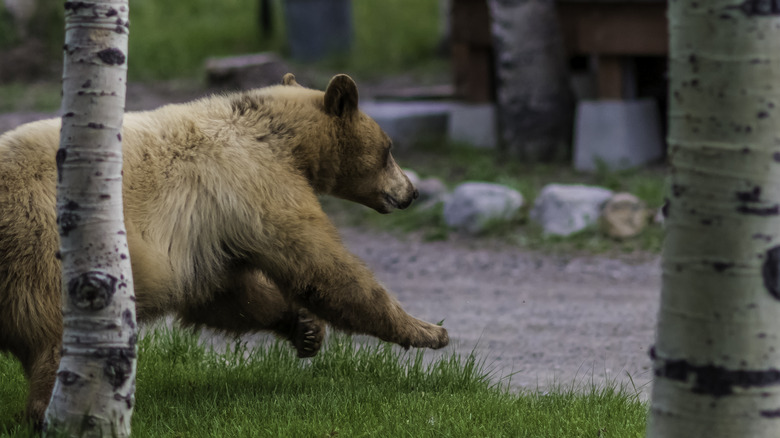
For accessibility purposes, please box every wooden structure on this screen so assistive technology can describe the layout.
[451,0,668,102]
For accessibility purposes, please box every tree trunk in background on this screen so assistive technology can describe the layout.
[648,1,780,436]
[488,0,574,162]
[43,0,135,436]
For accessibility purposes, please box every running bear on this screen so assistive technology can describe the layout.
[0,73,449,423]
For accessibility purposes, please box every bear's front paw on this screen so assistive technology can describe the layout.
[294,308,325,358]
[410,324,449,350]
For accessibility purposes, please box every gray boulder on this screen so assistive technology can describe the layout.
[443,182,524,234]
[530,184,613,236]
[404,169,448,205]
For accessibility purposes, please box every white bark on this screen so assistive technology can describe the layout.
[648,1,780,436]
[43,1,135,436]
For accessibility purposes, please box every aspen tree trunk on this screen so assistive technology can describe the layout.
[648,1,780,435]
[488,0,574,162]
[43,0,135,436]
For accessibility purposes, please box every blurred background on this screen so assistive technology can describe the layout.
[0,0,670,252]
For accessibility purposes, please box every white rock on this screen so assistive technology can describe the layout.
[417,177,447,203]
[530,184,613,236]
[443,182,524,234]
[403,170,447,205]
[599,192,647,239]
[403,169,421,187]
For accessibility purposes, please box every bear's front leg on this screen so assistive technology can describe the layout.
[254,215,449,350]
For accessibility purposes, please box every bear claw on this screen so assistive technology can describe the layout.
[294,308,325,358]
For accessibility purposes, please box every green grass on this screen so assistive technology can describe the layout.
[324,142,667,254]
[125,0,443,81]
[0,82,62,113]
[0,328,647,437]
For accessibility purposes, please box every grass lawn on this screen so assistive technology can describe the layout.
[0,328,647,437]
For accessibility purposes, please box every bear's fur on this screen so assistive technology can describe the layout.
[0,73,449,424]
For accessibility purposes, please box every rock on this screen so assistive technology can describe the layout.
[205,52,289,90]
[403,169,421,187]
[404,169,447,205]
[530,184,613,236]
[443,182,523,234]
[599,193,648,239]
[417,177,448,203]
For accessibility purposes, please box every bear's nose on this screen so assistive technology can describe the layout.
[413,188,419,200]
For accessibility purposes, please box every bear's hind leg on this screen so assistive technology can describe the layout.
[177,271,324,358]
[24,344,60,428]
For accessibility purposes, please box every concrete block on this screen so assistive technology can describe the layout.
[448,102,497,148]
[361,101,451,150]
[573,99,664,172]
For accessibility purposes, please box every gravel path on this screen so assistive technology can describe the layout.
[336,228,661,399]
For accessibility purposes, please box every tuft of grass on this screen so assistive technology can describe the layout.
[0,327,647,437]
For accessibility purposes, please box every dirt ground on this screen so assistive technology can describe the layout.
[0,84,662,401]
[338,228,660,399]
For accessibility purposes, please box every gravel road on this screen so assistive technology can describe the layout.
[336,228,661,399]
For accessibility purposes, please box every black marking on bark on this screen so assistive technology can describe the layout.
[64,1,92,11]
[64,199,79,211]
[81,79,91,88]
[57,370,80,385]
[761,408,780,418]
[713,262,734,272]
[734,0,780,16]
[123,309,135,330]
[63,112,75,118]
[87,122,104,129]
[96,347,135,389]
[737,204,779,216]
[68,271,118,310]
[763,246,780,300]
[759,111,770,119]
[654,357,780,396]
[662,198,670,218]
[117,133,122,141]
[58,211,80,236]
[96,48,126,65]
[753,233,773,242]
[114,392,133,409]
[99,194,111,199]
[736,186,762,202]
[106,7,117,16]
[671,184,686,198]
[56,149,66,182]
[774,152,780,162]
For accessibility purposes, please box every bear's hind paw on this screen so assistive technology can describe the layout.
[294,308,325,358]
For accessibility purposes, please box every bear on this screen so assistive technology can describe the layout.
[0,73,449,425]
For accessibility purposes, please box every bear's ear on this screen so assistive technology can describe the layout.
[282,73,302,87]
[324,74,359,118]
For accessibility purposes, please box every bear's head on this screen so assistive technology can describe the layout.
[315,74,419,214]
